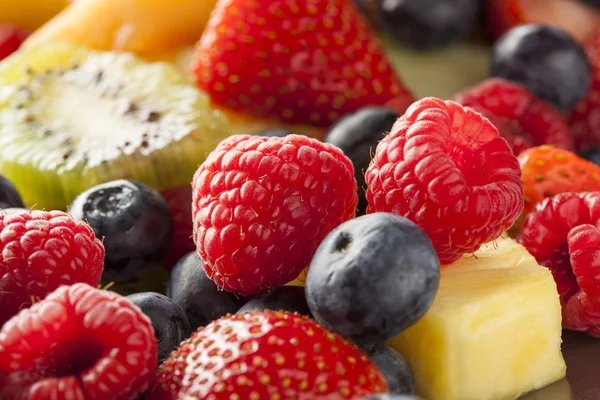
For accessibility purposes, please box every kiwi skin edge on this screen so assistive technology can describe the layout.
[0,43,231,210]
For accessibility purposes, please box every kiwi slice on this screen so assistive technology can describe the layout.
[0,43,230,210]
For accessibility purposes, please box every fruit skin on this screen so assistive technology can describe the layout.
[0,24,28,61]
[306,213,439,345]
[365,97,524,264]
[237,286,312,317]
[377,0,481,50]
[24,0,219,58]
[193,0,413,128]
[0,174,25,209]
[568,29,600,152]
[491,24,591,110]
[387,237,566,400]
[518,192,600,336]
[0,210,104,326]
[325,107,399,215]
[69,180,173,283]
[192,134,358,295]
[0,0,69,31]
[0,283,157,400]
[159,185,195,270]
[127,292,192,363]
[0,43,231,211]
[454,78,573,155]
[166,252,248,330]
[368,344,415,395]
[518,146,600,215]
[148,311,388,399]
[486,0,600,44]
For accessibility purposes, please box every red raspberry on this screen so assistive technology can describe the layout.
[454,78,573,155]
[0,283,157,399]
[0,210,104,326]
[518,192,600,336]
[569,29,600,151]
[192,134,357,295]
[365,97,524,264]
[160,185,195,269]
[148,311,387,399]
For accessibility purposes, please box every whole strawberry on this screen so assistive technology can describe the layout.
[0,210,104,325]
[519,192,600,337]
[365,97,524,264]
[192,134,358,295]
[148,311,388,399]
[0,283,157,399]
[192,0,413,128]
[518,146,600,215]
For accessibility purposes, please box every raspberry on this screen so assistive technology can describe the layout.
[454,78,573,155]
[148,311,388,399]
[0,283,157,399]
[192,134,358,295]
[518,192,600,336]
[569,29,600,151]
[0,210,105,325]
[365,97,524,264]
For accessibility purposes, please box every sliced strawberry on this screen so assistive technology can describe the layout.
[569,29,600,151]
[487,0,600,44]
[192,0,413,128]
[0,25,28,61]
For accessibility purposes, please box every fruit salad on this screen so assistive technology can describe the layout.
[2,0,600,399]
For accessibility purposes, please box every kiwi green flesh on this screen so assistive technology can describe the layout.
[0,51,230,210]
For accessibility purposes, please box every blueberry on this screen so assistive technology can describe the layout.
[377,0,481,50]
[491,24,591,110]
[237,286,312,317]
[325,107,399,215]
[580,147,600,165]
[69,180,173,282]
[167,252,248,330]
[255,129,292,137]
[127,292,192,363]
[0,174,25,210]
[369,344,415,395]
[305,213,440,345]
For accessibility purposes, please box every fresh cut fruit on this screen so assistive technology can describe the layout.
[0,43,230,210]
[23,0,219,59]
[0,0,70,31]
[387,237,566,400]
[192,0,414,128]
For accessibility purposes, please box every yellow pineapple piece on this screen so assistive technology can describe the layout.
[387,237,566,400]
[23,0,218,58]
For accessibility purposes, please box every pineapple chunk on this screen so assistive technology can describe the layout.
[387,237,566,400]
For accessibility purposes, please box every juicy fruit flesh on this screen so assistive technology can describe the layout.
[24,0,219,57]
[387,237,566,400]
[0,44,230,209]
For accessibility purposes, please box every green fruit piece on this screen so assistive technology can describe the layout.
[0,43,230,210]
